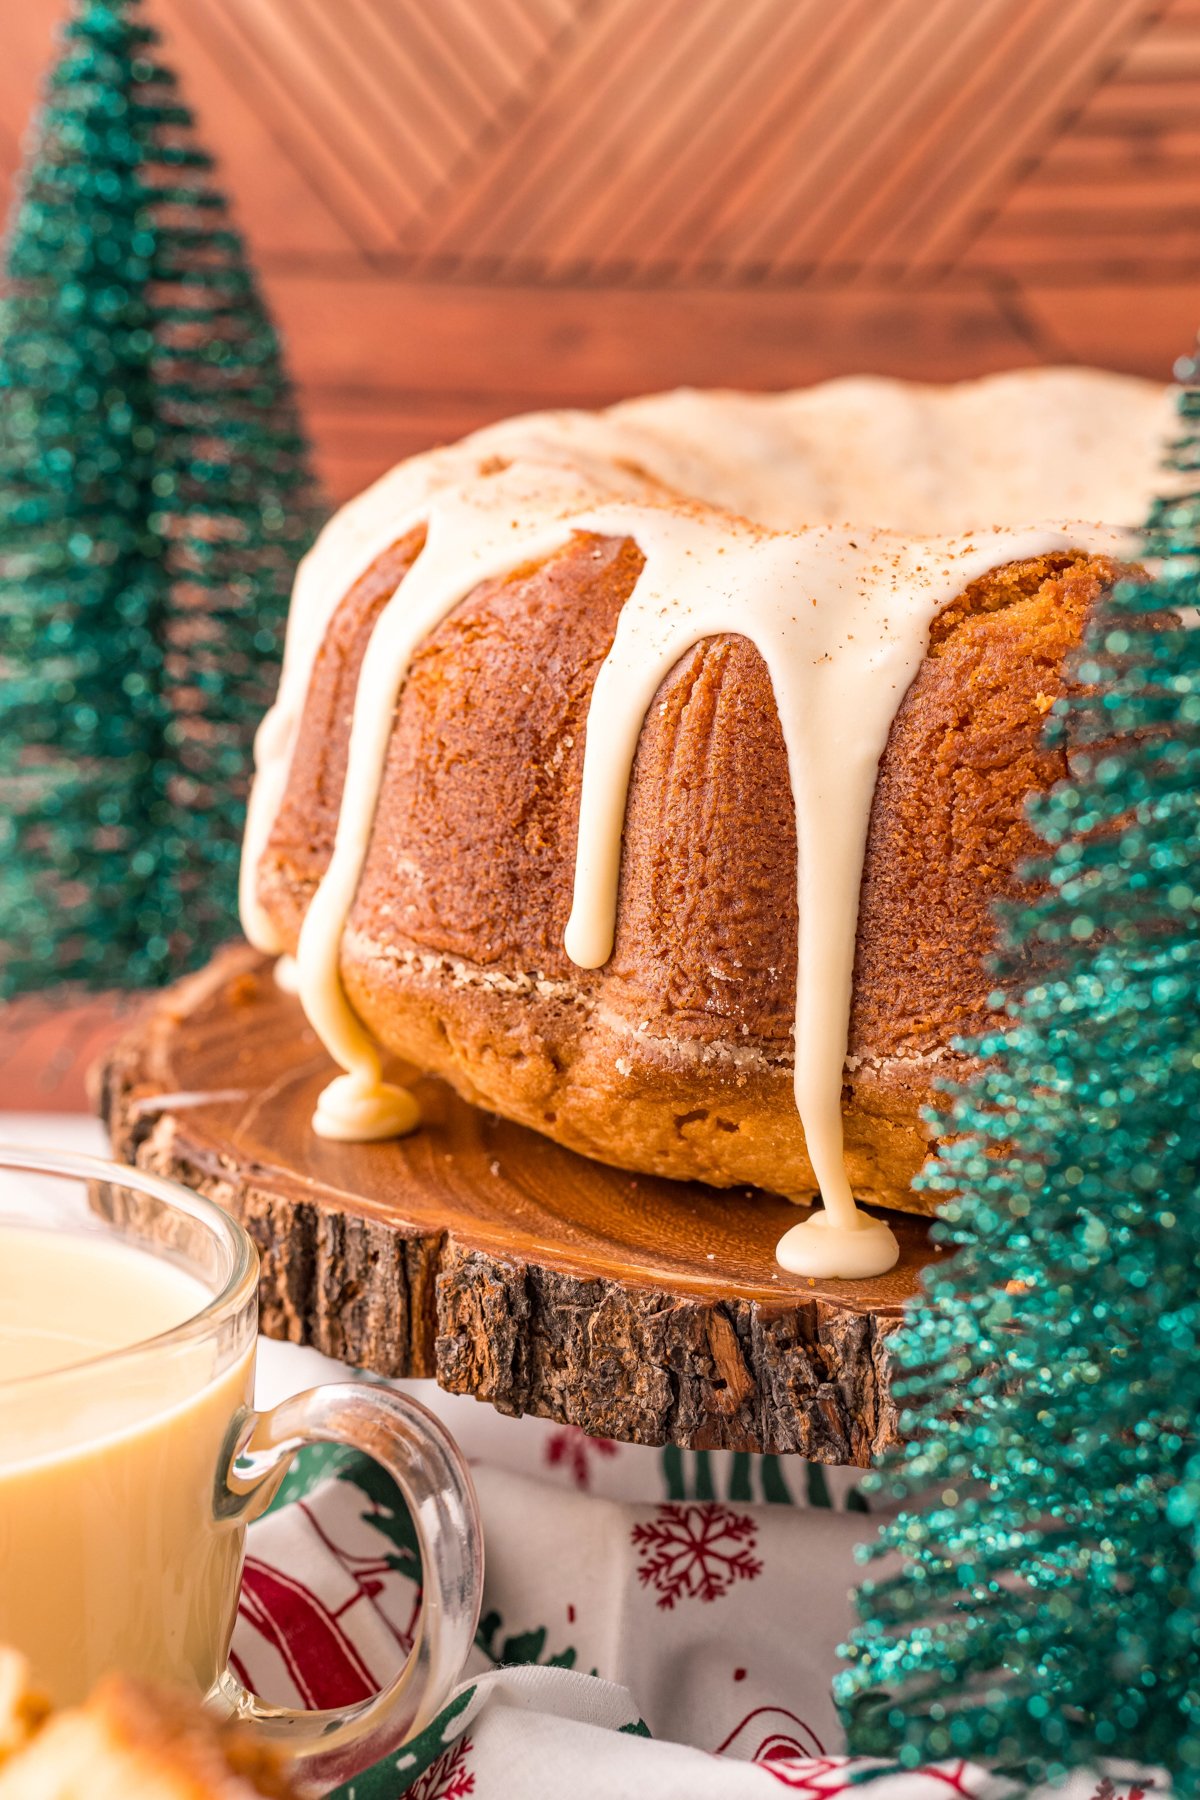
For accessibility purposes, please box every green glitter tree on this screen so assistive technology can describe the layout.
[0,0,322,996]
[836,364,1200,1788]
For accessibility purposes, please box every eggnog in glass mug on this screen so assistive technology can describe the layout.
[0,1146,483,1791]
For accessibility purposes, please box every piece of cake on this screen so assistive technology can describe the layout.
[0,1650,292,1800]
[239,369,1168,1276]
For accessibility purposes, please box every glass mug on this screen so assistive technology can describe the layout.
[0,1147,483,1792]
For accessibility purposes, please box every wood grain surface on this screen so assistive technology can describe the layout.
[3,1,1198,501]
[0,990,143,1113]
[97,944,944,1462]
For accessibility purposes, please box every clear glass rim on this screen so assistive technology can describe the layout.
[0,1144,258,1394]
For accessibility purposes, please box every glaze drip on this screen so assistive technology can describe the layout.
[241,371,1167,1277]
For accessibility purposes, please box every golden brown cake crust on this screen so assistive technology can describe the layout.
[0,1653,293,1800]
[256,541,1125,1215]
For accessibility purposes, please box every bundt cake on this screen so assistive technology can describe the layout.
[239,369,1170,1277]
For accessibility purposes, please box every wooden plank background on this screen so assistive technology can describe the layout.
[3,0,1200,503]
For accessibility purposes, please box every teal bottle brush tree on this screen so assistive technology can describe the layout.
[0,0,323,996]
[837,358,1200,1789]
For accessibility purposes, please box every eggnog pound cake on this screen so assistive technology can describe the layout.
[0,1649,292,1800]
[239,369,1169,1278]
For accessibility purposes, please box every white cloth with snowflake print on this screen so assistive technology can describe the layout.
[232,1356,1163,1800]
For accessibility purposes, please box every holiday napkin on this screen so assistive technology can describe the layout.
[235,1378,1160,1800]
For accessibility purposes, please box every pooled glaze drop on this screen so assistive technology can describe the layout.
[240,372,1167,1277]
[775,1207,900,1280]
[273,953,300,995]
[313,1071,420,1143]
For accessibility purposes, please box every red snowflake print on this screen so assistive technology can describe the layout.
[404,1735,474,1800]
[631,1502,762,1609]
[1089,1783,1149,1800]
[544,1424,619,1490]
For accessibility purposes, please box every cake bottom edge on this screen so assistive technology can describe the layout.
[338,928,953,1220]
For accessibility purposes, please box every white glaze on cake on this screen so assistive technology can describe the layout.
[239,369,1170,1278]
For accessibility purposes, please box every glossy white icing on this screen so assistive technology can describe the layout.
[240,369,1168,1276]
[273,953,300,994]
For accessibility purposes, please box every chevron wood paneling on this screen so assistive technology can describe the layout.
[967,3,1200,272]
[2,0,1199,502]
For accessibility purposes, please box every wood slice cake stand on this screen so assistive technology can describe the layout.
[97,944,941,1466]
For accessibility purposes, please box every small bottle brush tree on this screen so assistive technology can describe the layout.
[836,366,1200,1788]
[0,0,323,996]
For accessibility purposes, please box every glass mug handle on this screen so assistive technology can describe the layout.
[213,1383,483,1793]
